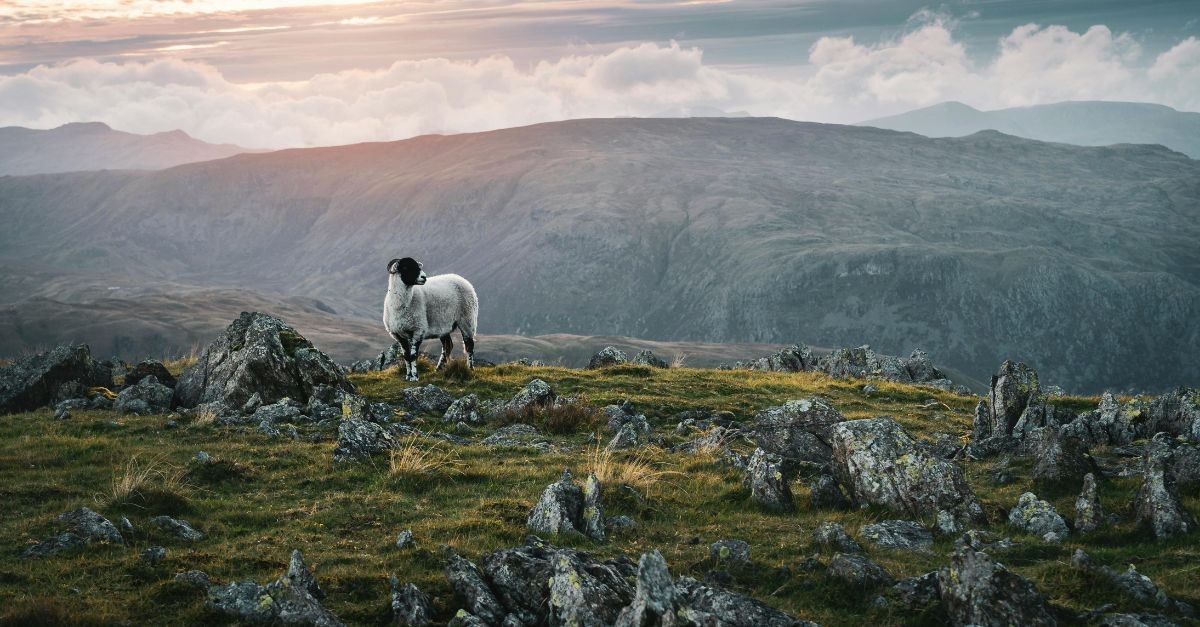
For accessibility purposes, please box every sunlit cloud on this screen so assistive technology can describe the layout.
[199,25,291,34]
[120,41,231,56]
[0,0,387,23]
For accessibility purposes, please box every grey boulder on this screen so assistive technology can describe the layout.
[0,344,113,415]
[937,547,1057,626]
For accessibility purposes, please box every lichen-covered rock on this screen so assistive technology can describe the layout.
[988,360,1040,439]
[1071,549,1194,617]
[587,347,629,369]
[399,385,454,415]
[332,419,396,462]
[673,576,820,626]
[709,539,751,567]
[1007,493,1068,541]
[739,344,815,373]
[582,473,606,542]
[140,546,166,564]
[606,422,643,451]
[753,399,845,466]
[830,417,985,524]
[809,474,851,510]
[936,509,962,536]
[251,398,305,426]
[1031,427,1093,486]
[1134,437,1195,539]
[0,344,113,415]
[174,312,354,409]
[889,572,941,610]
[547,549,635,626]
[443,394,484,424]
[175,570,211,589]
[828,553,893,588]
[860,520,933,553]
[22,507,125,558]
[504,379,556,414]
[151,516,204,541]
[125,359,176,388]
[743,448,794,512]
[390,576,434,627]
[1075,473,1104,534]
[444,548,507,626]
[527,470,586,537]
[1012,395,1077,449]
[812,521,861,553]
[630,350,669,368]
[937,547,1057,627]
[614,551,677,627]
[207,550,344,626]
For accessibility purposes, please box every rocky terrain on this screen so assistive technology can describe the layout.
[1,118,1197,392]
[0,122,256,175]
[1,312,1197,625]
[861,101,1200,159]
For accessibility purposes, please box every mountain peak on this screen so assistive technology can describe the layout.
[54,121,113,134]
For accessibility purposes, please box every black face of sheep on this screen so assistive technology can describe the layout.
[388,257,427,286]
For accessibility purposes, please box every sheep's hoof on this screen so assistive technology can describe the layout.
[405,374,419,382]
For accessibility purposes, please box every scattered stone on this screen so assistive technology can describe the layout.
[587,346,629,369]
[396,530,416,549]
[194,451,213,465]
[1031,427,1093,486]
[443,548,509,626]
[581,473,605,542]
[207,550,343,627]
[503,379,556,415]
[151,516,204,541]
[140,546,167,565]
[862,384,878,395]
[0,344,114,415]
[828,553,893,588]
[937,546,1057,627]
[1134,437,1195,539]
[120,517,136,538]
[753,399,845,466]
[709,539,751,568]
[481,423,548,449]
[175,570,211,589]
[332,419,396,462]
[954,530,1016,552]
[23,507,125,558]
[527,470,587,538]
[258,419,282,438]
[1008,492,1068,541]
[1072,549,1194,617]
[809,474,850,510]
[125,359,176,388]
[630,350,669,368]
[889,572,941,609]
[114,375,174,415]
[390,576,434,627]
[1075,473,1105,534]
[743,448,794,512]
[812,522,861,553]
[399,385,454,415]
[444,394,484,424]
[936,510,961,536]
[174,312,354,409]
[830,417,985,524]
[606,516,636,534]
[860,520,934,553]
[606,423,642,451]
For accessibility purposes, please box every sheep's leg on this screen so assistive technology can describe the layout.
[436,335,453,370]
[462,334,475,369]
[408,338,423,381]
[398,336,419,382]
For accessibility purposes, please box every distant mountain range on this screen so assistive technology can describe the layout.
[860,101,1200,159]
[0,122,257,175]
[1,117,1197,392]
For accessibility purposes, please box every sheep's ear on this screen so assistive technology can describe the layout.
[387,258,402,274]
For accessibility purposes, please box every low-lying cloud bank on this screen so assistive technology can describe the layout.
[2,20,1197,149]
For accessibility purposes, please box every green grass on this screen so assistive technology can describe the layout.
[0,364,1196,625]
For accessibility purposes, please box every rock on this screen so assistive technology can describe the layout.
[195,451,213,465]
[937,546,1057,626]
[444,548,507,626]
[1075,473,1104,534]
[1134,436,1195,539]
[988,360,1041,439]
[547,549,635,626]
[936,509,962,536]
[709,539,751,567]
[954,530,1016,553]
[140,546,167,564]
[671,575,818,626]
[175,570,211,589]
[399,384,454,415]
[152,516,203,541]
[989,456,1015,486]
[1008,492,1068,540]
[174,312,354,409]
[22,507,125,558]
[604,403,650,435]
[753,399,845,466]
[125,359,176,388]
[396,530,416,549]
[587,346,629,369]
[1031,427,1093,486]
[1013,395,1078,448]
[743,448,795,512]
[120,517,136,538]
[630,350,669,368]
[614,551,677,626]
[1095,614,1179,627]
[828,553,893,587]
[527,469,586,537]
[860,520,934,553]
[606,516,636,533]
[390,577,434,627]
[809,474,850,510]
[830,417,985,524]
[446,611,489,627]
[1072,550,1194,618]
[606,422,642,451]
[0,344,114,415]
[504,379,556,414]
[812,521,861,553]
[207,550,343,627]
[444,394,484,424]
[889,572,941,609]
[332,419,396,462]
[581,473,605,542]
[862,384,878,395]
[739,344,815,373]
[251,399,305,425]
[481,423,548,449]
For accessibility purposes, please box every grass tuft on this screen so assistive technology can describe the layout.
[498,397,603,435]
[586,443,680,497]
[103,454,190,511]
[439,358,474,382]
[389,436,464,484]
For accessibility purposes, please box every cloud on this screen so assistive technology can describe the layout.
[1,22,1198,149]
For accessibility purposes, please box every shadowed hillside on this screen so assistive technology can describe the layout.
[1,117,1198,392]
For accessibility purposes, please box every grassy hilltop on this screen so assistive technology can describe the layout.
[1,363,1196,625]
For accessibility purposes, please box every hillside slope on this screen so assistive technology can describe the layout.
[1,117,1198,391]
[860,101,1200,158]
[0,122,255,175]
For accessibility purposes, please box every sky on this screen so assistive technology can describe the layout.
[0,0,1198,148]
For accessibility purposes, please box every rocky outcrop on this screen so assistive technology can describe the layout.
[527,470,605,541]
[114,375,173,415]
[828,553,893,588]
[729,344,956,389]
[809,474,851,510]
[124,359,176,388]
[332,419,396,462]
[735,344,815,373]
[1008,493,1069,542]
[743,448,795,512]
[1071,549,1194,618]
[830,417,985,524]
[630,350,669,368]
[937,547,1057,626]
[753,399,845,466]
[587,347,628,369]
[207,550,343,626]
[399,385,454,415]
[1074,473,1104,534]
[1134,437,1195,539]
[22,507,125,559]
[443,394,484,424]
[1031,427,1093,486]
[390,577,434,627]
[860,520,933,553]
[174,312,354,409]
[812,521,861,553]
[0,344,113,415]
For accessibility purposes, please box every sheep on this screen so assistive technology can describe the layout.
[383,257,479,381]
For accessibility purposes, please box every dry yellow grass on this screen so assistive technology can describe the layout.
[586,442,680,497]
[191,404,219,427]
[388,436,465,481]
[103,454,188,505]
